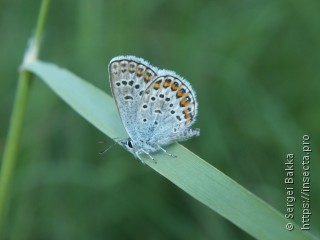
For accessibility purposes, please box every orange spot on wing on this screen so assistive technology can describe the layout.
[171,81,179,91]
[136,65,145,77]
[176,88,186,98]
[183,109,191,122]
[153,80,162,90]
[180,97,190,107]
[136,69,143,77]
[144,72,152,82]
[163,80,171,88]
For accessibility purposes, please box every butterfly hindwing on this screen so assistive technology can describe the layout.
[136,71,198,146]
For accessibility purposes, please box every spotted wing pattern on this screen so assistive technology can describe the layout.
[136,71,199,146]
[109,56,158,139]
[109,55,199,158]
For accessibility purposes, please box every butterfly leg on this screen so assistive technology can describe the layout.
[135,151,146,164]
[135,149,157,164]
[159,146,177,158]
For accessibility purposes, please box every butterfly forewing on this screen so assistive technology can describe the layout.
[109,56,158,139]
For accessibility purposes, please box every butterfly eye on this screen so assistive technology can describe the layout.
[127,140,133,148]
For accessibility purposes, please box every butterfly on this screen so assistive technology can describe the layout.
[108,56,199,162]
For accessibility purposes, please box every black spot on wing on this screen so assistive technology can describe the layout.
[124,95,133,100]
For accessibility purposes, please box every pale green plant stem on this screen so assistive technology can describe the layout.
[0,0,50,235]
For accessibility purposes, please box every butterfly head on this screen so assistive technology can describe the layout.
[119,138,136,154]
[118,138,160,162]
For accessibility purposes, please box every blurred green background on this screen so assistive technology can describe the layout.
[1,0,319,239]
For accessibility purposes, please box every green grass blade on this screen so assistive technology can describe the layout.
[21,60,318,240]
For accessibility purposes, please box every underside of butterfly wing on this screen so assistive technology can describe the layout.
[109,56,158,139]
[136,71,199,146]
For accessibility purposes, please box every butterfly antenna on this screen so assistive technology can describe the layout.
[98,141,117,155]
